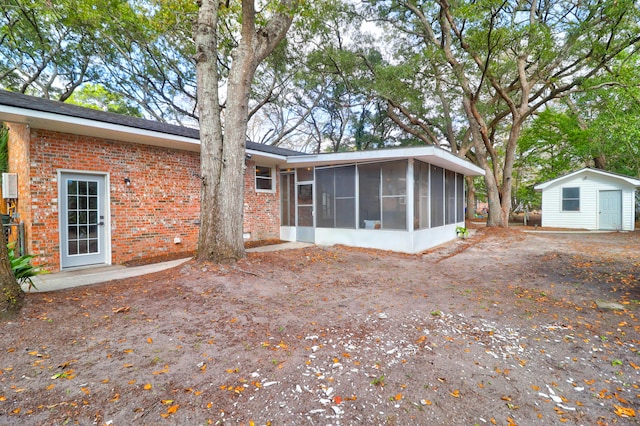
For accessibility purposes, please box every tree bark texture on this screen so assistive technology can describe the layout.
[0,230,24,318]
[465,176,476,220]
[194,0,296,263]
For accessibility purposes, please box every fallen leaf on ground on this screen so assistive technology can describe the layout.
[613,404,636,417]
[153,365,169,374]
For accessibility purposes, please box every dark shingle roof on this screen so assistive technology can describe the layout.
[0,90,305,157]
[246,140,305,156]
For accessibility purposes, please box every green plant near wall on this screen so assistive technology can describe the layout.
[456,226,469,239]
[0,125,8,174]
[8,243,47,292]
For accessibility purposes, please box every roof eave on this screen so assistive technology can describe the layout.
[0,104,201,152]
[535,168,640,190]
[245,148,288,165]
[286,146,485,176]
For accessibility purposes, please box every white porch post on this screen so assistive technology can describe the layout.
[407,159,414,232]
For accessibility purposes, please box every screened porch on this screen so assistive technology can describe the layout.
[279,147,483,253]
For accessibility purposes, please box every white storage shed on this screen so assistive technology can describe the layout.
[534,168,640,231]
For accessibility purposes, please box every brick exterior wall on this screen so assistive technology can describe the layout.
[6,124,281,272]
[243,160,281,241]
[6,123,32,253]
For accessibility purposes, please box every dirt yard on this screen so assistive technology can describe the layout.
[1,228,639,425]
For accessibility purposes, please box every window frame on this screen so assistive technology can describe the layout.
[255,165,276,193]
[561,187,580,212]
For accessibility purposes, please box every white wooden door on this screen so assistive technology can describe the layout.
[599,190,622,230]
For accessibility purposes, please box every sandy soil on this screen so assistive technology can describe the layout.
[1,228,639,425]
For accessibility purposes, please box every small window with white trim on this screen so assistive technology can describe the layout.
[562,187,580,211]
[255,165,275,192]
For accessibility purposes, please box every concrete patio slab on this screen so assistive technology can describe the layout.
[24,242,314,292]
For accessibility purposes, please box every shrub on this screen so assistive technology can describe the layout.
[8,243,46,292]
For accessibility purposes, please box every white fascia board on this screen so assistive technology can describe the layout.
[286,146,485,176]
[584,168,640,186]
[1,104,295,163]
[535,168,640,190]
[245,149,288,166]
[422,147,485,175]
[0,104,201,152]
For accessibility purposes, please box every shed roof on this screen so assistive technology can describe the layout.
[534,167,640,190]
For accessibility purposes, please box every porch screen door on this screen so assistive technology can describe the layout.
[60,173,107,268]
[296,182,315,243]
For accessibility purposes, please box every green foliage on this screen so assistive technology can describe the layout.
[455,226,469,239]
[518,53,640,184]
[8,243,46,292]
[0,0,109,100]
[67,84,142,117]
[0,125,7,174]
[371,375,385,386]
[0,0,199,122]
[2,286,19,307]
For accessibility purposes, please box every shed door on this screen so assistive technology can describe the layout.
[60,173,108,268]
[599,190,622,230]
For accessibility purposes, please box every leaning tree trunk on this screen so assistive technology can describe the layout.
[460,95,507,227]
[0,231,24,317]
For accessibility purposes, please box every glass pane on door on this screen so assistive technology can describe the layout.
[66,178,100,256]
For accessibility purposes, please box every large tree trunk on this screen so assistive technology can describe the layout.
[0,230,24,317]
[194,0,296,263]
[195,0,240,262]
[465,176,476,220]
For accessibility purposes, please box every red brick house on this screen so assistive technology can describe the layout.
[0,90,483,272]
